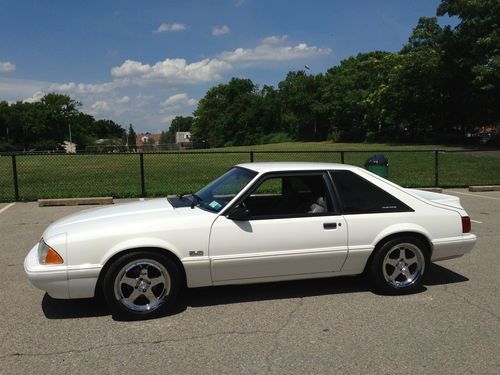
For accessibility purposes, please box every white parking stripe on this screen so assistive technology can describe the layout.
[471,219,483,224]
[0,203,15,214]
[448,191,500,200]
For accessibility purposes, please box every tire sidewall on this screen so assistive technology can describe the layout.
[103,251,180,319]
[370,236,429,295]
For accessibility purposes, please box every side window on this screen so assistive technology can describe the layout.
[331,170,412,214]
[242,174,333,218]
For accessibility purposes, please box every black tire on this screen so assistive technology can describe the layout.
[369,236,429,295]
[103,251,181,319]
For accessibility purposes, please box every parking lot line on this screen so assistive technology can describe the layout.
[0,202,15,214]
[449,191,500,200]
[471,219,483,224]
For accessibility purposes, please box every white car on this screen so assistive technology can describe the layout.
[25,162,476,319]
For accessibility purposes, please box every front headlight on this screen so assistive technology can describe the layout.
[38,239,64,264]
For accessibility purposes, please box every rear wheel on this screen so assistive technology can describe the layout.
[370,237,428,294]
[103,251,180,319]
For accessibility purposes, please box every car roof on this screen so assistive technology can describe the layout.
[236,162,360,173]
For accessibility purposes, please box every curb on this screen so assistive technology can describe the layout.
[417,187,443,193]
[468,186,500,192]
[38,197,113,207]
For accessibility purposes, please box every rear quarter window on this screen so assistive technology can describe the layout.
[330,170,412,214]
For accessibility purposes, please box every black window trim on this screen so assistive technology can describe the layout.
[327,170,414,215]
[223,170,342,220]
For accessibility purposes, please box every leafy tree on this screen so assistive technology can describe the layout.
[437,0,500,132]
[127,124,137,147]
[278,71,326,141]
[0,93,129,151]
[192,78,262,146]
[321,51,396,141]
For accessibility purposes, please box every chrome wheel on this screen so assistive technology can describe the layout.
[382,243,425,288]
[113,259,171,313]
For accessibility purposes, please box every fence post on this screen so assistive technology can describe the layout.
[139,152,146,197]
[11,154,19,201]
[434,150,439,186]
[250,151,254,162]
[340,151,345,164]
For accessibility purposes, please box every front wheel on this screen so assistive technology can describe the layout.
[369,237,428,294]
[103,251,180,319]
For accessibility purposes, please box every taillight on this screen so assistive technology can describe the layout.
[462,216,471,233]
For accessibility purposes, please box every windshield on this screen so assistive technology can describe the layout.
[195,167,257,212]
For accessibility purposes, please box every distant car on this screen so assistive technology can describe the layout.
[25,162,476,319]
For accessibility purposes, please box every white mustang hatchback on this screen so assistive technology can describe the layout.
[25,162,476,319]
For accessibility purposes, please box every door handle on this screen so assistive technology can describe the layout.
[323,222,337,230]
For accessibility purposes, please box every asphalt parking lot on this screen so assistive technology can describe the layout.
[0,189,499,374]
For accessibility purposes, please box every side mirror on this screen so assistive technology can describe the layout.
[226,204,250,221]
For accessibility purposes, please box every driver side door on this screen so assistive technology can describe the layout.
[208,172,348,283]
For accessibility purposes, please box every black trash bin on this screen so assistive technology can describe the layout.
[365,155,389,178]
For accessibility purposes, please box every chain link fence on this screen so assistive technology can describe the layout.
[1,150,499,201]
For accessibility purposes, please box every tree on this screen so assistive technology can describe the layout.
[127,124,137,147]
[436,0,500,132]
[402,17,444,52]
[192,78,261,146]
[0,93,129,151]
[278,71,326,141]
[321,51,396,141]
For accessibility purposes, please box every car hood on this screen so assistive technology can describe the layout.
[43,198,178,239]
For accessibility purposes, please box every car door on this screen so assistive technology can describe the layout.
[208,171,348,282]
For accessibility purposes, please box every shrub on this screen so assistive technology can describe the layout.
[260,132,293,144]
[327,130,342,143]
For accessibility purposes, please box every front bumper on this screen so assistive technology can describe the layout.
[24,243,69,299]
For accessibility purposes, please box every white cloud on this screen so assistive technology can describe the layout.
[219,36,332,63]
[0,61,16,73]
[155,23,187,33]
[2,35,332,132]
[110,60,150,77]
[108,36,330,86]
[160,93,197,109]
[0,77,50,101]
[117,95,130,104]
[49,80,122,94]
[261,35,288,45]
[212,25,230,36]
[23,91,45,103]
[91,100,109,112]
[111,58,231,84]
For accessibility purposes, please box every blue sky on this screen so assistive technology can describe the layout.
[0,0,453,133]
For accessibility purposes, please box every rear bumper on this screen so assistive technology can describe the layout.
[24,243,69,299]
[431,234,477,261]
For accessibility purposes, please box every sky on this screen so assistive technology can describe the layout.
[0,0,454,133]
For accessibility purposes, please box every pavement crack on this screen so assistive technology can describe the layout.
[1,329,276,359]
[442,285,500,322]
[262,297,304,373]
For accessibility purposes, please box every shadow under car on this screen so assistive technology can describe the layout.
[41,263,468,320]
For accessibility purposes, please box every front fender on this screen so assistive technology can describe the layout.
[100,237,184,266]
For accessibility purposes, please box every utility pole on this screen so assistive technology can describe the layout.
[304,65,317,140]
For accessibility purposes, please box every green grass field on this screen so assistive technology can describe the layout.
[1,142,499,201]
